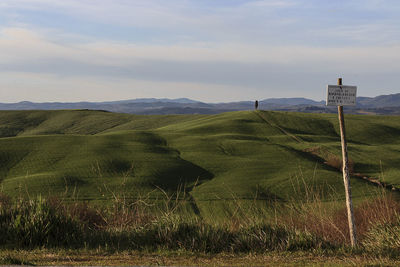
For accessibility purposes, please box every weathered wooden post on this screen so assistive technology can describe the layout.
[327,78,357,247]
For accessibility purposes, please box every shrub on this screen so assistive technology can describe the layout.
[0,196,84,248]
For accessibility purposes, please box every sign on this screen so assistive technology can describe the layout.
[326,85,357,106]
[328,78,358,247]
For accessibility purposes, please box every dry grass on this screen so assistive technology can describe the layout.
[280,177,400,246]
[304,146,354,174]
[324,154,355,175]
[1,176,400,258]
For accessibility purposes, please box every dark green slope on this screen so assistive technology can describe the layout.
[0,110,399,209]
[0,131,211,199]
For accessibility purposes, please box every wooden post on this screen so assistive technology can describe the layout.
[337,77,357,247]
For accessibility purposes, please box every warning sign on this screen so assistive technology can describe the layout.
[326,85,357,106]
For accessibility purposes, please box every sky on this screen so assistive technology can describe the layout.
[0,0,399,103]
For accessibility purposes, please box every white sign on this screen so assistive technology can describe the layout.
[326,85,357,106]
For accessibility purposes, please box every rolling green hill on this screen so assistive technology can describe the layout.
[0,109,399,217]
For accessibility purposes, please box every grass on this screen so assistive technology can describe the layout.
[2,110,399,207]
[1,109,400,264]
[1,187,400,265]
[3,250,400,266]
[0,192,329,252]
[0,110,399,227]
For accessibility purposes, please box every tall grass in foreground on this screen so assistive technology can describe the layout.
[0,192,327,252]
[0,183,400,255]
[280,171,400,248]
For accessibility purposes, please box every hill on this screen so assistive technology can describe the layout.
[0,110,400,217]
[1,93,400,115]
[357,93,400,108]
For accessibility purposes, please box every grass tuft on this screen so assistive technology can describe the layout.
[0,255,32,265]
[362,215,400,255]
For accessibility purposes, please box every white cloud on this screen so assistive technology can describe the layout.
[1,27,400,72]
[0,0,303,45]
[0,0,200,28]
[1,25,399,103]
[2,0,400,47]
[243,0,296,8]
[0,1,400,102]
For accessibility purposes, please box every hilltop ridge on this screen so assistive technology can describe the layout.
[1,93,400,115]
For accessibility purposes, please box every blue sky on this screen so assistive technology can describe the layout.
[0,0,399,102]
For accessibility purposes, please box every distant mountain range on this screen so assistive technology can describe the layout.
[1,93,400,115]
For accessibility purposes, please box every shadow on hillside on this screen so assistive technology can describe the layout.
[152,158,214,191]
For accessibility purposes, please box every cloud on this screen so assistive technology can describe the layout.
[0,0,207,28]
[1,27,400,70]
[1,26,400,102]
[0,0,302,44]
[0,1,400,102]
[243,0,296,7]
[1,0,399,46]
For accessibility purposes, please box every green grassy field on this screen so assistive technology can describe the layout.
[2,109,400,263]
[0,109,399,218]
